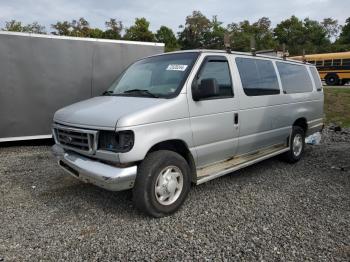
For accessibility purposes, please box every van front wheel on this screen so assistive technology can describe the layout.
[283,126,305,163]
[132,150,191,217]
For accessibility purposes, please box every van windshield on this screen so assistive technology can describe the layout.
[105,52,199,98]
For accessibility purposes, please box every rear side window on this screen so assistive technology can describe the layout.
[276,62,313,94]
[310,67,322,91]
[236,57,280,96]
[315,61,323,66]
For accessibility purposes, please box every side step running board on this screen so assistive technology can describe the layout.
[196,145,289,185]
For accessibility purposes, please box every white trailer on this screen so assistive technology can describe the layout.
[0,31,164,142]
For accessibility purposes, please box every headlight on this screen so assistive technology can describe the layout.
[98,130,134,153]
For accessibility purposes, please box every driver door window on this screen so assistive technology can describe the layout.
[192,57,233,100]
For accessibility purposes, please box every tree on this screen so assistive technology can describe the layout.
[203,16,227,49]
[303,18,330,53]
[226,22,248,51]
[51,18,107,39]
[338,17,350,44]
[274,16,305,55]
[3,20,46,34]
[3,20,23,32]
[51,18,91,37]
[252,17,277,50]
[70,17,90,37]
[124,18,155,42]
[89,28,104,38]
[103,18,123,39]
[178,11,211,49]
[155,26,178,51]
[321,18,340,40]
[227,17,276,52]
[22,22,46,34]
[51,21,72,35]
[274,16,330,55]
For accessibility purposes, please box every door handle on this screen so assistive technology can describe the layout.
[234,113,239,125]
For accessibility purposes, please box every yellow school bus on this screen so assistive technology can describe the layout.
[290,51,350,85]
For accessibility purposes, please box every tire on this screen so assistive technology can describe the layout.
[132,150,191,217]
[282,126,305,163]
[325,74,339,86]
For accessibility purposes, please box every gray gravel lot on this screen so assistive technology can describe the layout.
[0,128,349,261]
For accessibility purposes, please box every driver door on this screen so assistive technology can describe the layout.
[187,55,239,168]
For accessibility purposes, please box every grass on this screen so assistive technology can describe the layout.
[324,87,350,127]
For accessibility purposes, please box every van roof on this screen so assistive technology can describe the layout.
[155,49,312,66]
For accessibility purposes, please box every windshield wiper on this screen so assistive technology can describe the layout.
[122,89,159,98]
[102,90,114,96]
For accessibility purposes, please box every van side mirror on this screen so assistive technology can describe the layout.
[192,78,219,101]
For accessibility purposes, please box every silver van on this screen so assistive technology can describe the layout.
[52,50,324,217]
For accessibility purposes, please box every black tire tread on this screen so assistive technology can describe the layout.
[132,150,191,217]
[282,126,305,163]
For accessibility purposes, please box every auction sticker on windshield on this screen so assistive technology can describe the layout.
[166,64,188,71]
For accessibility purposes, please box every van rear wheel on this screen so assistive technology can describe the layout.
[132,150,191,217]
[282,126,305,163]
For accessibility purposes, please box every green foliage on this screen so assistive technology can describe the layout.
[338,17,350,44]
[51,18,91,37]
[124,18,154,42]
[4,20,23,32]
[70,18,90,37]
[203,16,227,49]
[178,11,211,49]
[3,20,46,34]
[2,14,350,54]
[155,26,178,52]
[330,17,350,52]
[51,17,122,39]
[51,21,71,35]
[274,16,308,55]
[89,28,104,39]
[227,17,276,52]
[322,18,341,39]
[178,12,276,51]
[274,16,332,55]
[103,18,123,39]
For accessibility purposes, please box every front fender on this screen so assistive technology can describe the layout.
[117,118,194,163]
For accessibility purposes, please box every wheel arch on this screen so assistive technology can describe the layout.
[287,117,308,146]
[293,117,308,133]
[147,139,197,183]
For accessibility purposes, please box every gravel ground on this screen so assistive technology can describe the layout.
[0,128,349,261]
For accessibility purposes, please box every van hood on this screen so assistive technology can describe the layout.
[54,96,167,129]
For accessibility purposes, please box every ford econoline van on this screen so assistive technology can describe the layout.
[52,50,324,217]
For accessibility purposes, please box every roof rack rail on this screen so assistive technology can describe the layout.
[302,49,307,63]
[250,36,256,56]
[282,43,289,60]
[224,34,231,54]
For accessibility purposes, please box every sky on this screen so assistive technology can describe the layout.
[0,0,349,33]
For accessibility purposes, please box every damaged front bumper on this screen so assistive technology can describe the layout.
[52,144,137,191]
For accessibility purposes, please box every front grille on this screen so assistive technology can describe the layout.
[57,129,89,150]
[53,124,98,153]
